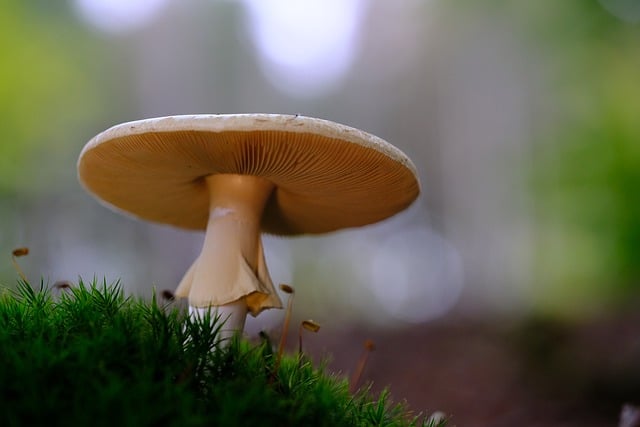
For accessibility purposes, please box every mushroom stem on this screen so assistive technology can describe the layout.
[175,174,283,335]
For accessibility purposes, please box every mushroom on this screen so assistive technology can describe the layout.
[77,114,420,337]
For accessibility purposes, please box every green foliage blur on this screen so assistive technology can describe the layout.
[518,1,640,312]
[0,1,133,197]
[0,1,140,285]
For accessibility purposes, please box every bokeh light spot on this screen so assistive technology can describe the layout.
[242,0,365,97]
[369,227,464,323]
[73,0,171,34]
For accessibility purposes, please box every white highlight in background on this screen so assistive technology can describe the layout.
[368,227,463,323]
[73,0,170,34]
[242,0,365,97]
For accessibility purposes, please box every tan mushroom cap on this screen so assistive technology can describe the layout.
[78,114,420,235]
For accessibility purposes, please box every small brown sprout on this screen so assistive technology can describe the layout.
[12,247,29,257]
[161,289,176,301]
[11,247,29,282]
[298,319,321,356]
[301,320,321,333]
[279,283,295,294]
[53,280,72,290]
[349,339,377,394]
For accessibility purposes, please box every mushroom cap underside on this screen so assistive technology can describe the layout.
[78,114,420,235]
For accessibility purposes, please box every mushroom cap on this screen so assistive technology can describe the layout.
[78,114,420,235]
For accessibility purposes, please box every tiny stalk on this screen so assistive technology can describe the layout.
[349,339,376,394]
[11,247,29,282]
[271,284,295,382]
[276,284,295,360]
[298,319,321,357]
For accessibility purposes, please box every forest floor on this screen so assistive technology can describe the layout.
[299,304,640,427]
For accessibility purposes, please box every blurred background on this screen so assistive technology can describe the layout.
[2,0,640,425]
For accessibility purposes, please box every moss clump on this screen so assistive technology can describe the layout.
[0,280,445,427]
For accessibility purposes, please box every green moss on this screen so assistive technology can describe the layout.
[0,280,445,427]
